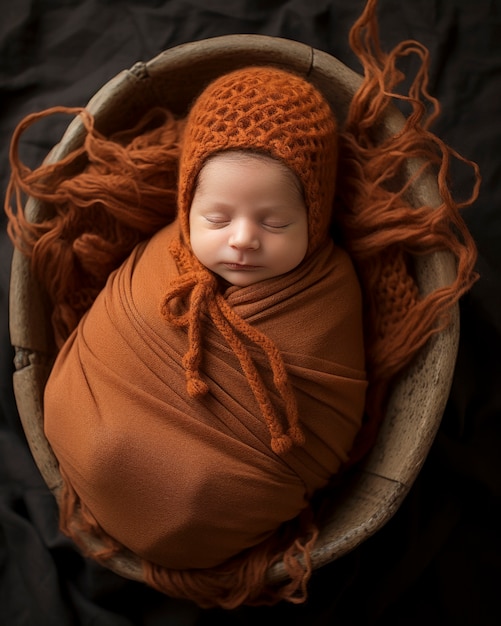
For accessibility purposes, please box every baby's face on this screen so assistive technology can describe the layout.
[189,152,308,287]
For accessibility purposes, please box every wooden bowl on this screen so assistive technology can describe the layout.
[9,34,458,585]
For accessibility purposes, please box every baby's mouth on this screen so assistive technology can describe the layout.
[223,262,261,271]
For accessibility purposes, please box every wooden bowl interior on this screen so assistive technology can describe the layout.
[9,34,459,585]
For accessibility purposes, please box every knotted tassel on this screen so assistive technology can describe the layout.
[161,239,305,455]
[160,268,218,398]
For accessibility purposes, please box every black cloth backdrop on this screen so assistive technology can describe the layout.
[1,1,500,625]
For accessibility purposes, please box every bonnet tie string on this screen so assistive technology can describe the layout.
[161,239,305,455]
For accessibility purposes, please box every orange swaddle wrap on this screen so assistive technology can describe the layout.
[45,220,366,569]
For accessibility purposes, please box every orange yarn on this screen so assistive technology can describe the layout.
[5,106,183,346]
[4,0,480,610]
[333,0,480,458]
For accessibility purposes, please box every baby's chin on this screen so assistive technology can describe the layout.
[214,270,267,288]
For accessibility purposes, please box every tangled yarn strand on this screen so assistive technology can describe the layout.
[5,107,88,250]
[215,295,304,448]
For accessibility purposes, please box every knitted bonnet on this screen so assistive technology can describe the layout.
[177,65,339,255]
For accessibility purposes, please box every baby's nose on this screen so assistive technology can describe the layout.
[228,221,260,249]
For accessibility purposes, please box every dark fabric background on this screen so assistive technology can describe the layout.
[1,1,500,624]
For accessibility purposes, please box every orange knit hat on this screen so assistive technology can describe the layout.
[177,66,339,255]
